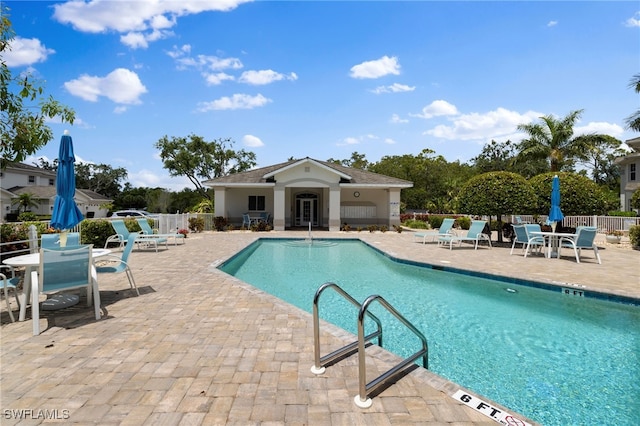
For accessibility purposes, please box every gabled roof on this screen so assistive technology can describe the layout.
[203,157,413,187]
[7,186,113,202]
[3,161,56,177]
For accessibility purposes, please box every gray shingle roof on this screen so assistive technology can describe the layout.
[203,157,413,187]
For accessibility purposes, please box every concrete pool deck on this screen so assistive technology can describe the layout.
[1,230,638,425]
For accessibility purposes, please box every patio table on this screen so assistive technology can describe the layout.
[2,248,111,321]
[529,231,576,259]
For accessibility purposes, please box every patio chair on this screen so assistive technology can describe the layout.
[31,245,101,335]
[510,225,545,256]
[41,232,80,249]
[559,227,601,264]
[413,218,456,244]
[136,218,184,246]
[96,234,139,296]
[438,220,492,250]
[242,214,252,228]
[1,265,21,323]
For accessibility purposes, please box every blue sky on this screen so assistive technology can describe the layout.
[4,1,640,191]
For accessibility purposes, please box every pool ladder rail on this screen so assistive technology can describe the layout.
[311,282,429,409]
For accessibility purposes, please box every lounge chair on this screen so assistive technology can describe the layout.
[105,220,164,252]
[413,218,455,244]
[438,220,492,250]
[96,234,139,296]
[136,218,185,246]
[559,227,601,264]
[31,245,101,335]
[510,225,545,256]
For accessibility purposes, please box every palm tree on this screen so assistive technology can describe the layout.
[516,109,587,172]
[12,192,39,213]
[625,73,640,132]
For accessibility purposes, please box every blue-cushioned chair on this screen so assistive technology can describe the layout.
[31,245,101,335]
[96,234,139,296]
[106,220,163,252]
[135,218,184,246]
[1,265,21,323]
[41,232,80,248]
[559,227,601,264]
[242,214,252,228]
[438,220,492,250]
[510,225,545,256]
[413,218,456,244]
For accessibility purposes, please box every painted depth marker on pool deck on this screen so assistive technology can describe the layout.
[452,390,533,426]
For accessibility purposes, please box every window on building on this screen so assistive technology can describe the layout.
[49,178,54,186]
[630,164,636,181]
[28,175,35,183]
[248,195,265,211]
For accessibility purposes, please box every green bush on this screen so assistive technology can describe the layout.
[367,225,378,232]
[607,210,638,217]
[188,217,205,233]
[81,219,116,248]
[455,216,471,230]
[379,225,388,233]
[429,216,444,229]
[629,225,640,248]
[213,216,228,231]
[393,224,403,233]
[403,219,429,229]
[18,212,37,222]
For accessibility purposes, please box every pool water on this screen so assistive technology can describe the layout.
[219,239,640,426]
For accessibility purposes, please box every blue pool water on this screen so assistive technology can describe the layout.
[219,239,640,426]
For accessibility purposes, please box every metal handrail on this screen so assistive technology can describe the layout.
[355,294,428,408]
[311,282,382,375]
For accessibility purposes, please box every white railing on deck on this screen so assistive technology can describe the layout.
[513,215,640,232]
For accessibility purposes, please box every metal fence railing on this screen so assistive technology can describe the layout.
[513,215,640,233]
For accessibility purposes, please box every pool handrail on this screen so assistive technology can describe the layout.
[355,294,429,408]
[311,282,383,375]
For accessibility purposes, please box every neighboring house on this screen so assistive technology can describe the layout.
[203,157,413,231]
[616,136,640,212]
[0,162,112,221]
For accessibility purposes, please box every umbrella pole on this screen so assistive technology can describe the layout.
[59,230,68,247]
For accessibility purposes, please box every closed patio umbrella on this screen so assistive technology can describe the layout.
[548,175,564,233]
[50,131,84,243]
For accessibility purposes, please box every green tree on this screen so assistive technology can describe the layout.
[625,73,640,132]
[630,188,640,211]
[574,134,624,190]
[155,134,256,200]
[516,110,599,173]
[35,159,128,199]
[457,172,535,242]
[12,192,39,212]
[528,172,608,216]
[0,9,75,165]
[327,151,370,169]
[168,188,207,213]
[471,139,547,178]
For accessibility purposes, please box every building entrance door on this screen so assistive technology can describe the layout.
[295,193,318,227]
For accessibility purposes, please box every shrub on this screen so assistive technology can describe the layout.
[379,225,388,233]
[393,224,403,233]
[529,172,607,215]
[629,225,640,248]
[81,219,115,247]
[188,217,205,233]
[403,219,429,229]
[341,223,351,232]
[429,216,444,229]
[455,216,471,230]
[367,225,378,233]
[177,229,189,238]
[607,210,638,217]
[213,216,228,232]
[18,212,37,222]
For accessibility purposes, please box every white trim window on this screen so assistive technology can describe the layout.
[248,195,265,211]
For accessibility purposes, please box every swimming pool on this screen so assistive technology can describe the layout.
[219,239,640,426]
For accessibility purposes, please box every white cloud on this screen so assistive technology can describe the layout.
[575,122,625,138]
[197,93,271,111]
[203,72,235,85]
[624,11,640,27]
[238,70,298,85]
[390,114,409,124]
[412,100,459,119]
[53,0,252,48]
[547,20,558,27]
[384,138,396,145]
[424,107,542,141]
[4,37,55,67]
[350,55,400,79]
[370,83,415,94]
[243,134,264,147]
[64,68,147,104]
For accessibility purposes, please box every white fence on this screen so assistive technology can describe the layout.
[513,215,640,233]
